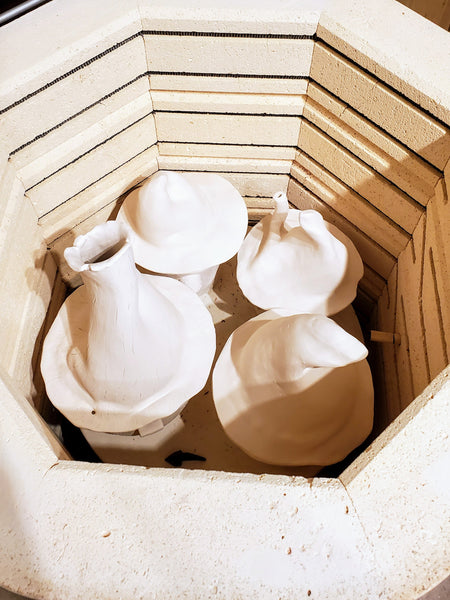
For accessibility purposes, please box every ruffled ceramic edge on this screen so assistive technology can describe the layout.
[41,274,216,433]
[117,172,248,275]
[237,209,363,314]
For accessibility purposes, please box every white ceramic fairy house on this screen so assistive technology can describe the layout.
[41,221,216,433]
[1,1,449,599]
[237,192,364,314]
[118,170,248,293]
[213,307,373,465]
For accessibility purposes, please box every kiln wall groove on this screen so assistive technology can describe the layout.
[38,144,158,223]
[148,71,309,79]
[307,82,444,177]
[302,95,439,205]
[10,91,302,158]
[397,292,415,406]
[3,30,448,165]
[299,118,425,228]
[3,37,148,158]
[314,37,450,130]
[0,30,313,116]
[41,147,159,249]
[428,246,449,365]
[7,47,444,183]
[396,220,429,401]
[310,43,450,170]
[151,168,288,175]
[142,30,315,39]
[25,113,155,193]
[153,110,300,117]
[9,74,149,156]
[159,140,297,148]
[306,81,446,185]
[26,108,156,217]
[291,151,410,257]
[418,216,432,383]
[287,176,395,284]
[421,222,449,381]
[442,177,449,203]
[0,32,143,115]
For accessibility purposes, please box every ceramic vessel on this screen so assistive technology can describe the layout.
[212,307,373,466]
[41,221,216,433]
[237,192,364,314]
[117,170,248,294]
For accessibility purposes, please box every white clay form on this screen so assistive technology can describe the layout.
[237,192,364,314]
[212,307,373,466]
[169,264,221,297]
[41,221,216,433]
[117,170,248,294]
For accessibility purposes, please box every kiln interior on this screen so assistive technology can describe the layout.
[1,2,448,478]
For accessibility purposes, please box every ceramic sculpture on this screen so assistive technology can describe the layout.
[212,307,373,466]
[117,170,248,294]
[237,192,364,314]
[41,221,216,434]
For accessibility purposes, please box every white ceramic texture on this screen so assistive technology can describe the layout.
[117,170,248,275]
[41,221,216,433]
[81,255,318,477]
[171,263,220,295]
[213,306,374,466]
[237,192,364,314]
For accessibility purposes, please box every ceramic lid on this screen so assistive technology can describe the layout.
[117,170,248,274]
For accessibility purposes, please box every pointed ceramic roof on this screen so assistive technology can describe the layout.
[118,170,248,274]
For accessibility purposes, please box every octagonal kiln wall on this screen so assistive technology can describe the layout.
[0,3,449,599]
[0,0,449,425]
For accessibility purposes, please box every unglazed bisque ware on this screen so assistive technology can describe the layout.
[237,192,364,314]
[213,307,373,466]
[41,221,216,433]
[117,170,248,294]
